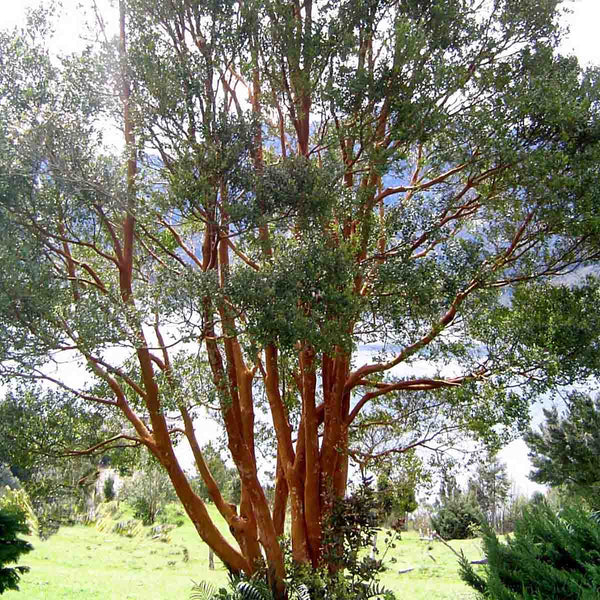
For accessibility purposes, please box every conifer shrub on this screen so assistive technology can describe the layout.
[0,508,33,594]
[459,503,600,599]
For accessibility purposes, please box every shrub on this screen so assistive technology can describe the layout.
[459,503,600,599]
[95,501,145,538]
[0,466,19,492]
[285,480,396,600]
[0,487,38,537]
[431,494,483,540]
[0,508,33,594]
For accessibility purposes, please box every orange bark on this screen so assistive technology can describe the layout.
[300,346,321,565]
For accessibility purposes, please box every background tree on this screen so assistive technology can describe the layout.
[468,452,510,531]
[120,458,177,526]
[431,491,483,541]
[1,1,600,596]
[376,461,418,529]
[525,392,600,509]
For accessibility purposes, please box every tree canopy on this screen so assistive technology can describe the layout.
[1,0,600,596]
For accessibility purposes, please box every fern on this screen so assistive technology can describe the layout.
[364,581,395,599]
[288,583,311,600]
[190,574,274,600]
[190,580,218,600]
[235,579,273,600]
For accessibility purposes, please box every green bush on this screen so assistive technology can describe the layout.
[459,503,600,599]
[0,508,33,594]
[284,481,396,600]
[0,466,19,492]
[431,494,483,540]
[120,462,175,526]
[0,488,38,536]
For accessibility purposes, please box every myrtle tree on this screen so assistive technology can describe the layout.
[1,1,600,596]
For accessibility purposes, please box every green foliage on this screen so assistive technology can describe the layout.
[0,389,141,537]
[0,488,38,537]
[470,279,600,391]
[190,580,219,600]
[459,503,600,599]
[282,480,396,600]
[191,444,241,506]
[431,493,483,541]
[0,467,19,492]
[467,453,511,531]
[0,508,33,594]
[156,502,186,528]
[94,501,163,539]
[103,477,116,502]
[525,392,600,509]
[190,573,286,600]
[375,462,418,528]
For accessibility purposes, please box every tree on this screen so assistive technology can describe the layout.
[468,452,510,531]
[525,392,600,508]
[1,1,600,596]
[120,457,176,525]
[376,462,418,528]
[431,492,483,540]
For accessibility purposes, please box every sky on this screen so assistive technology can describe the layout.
[2,0,600,496]
[4,0,600,64]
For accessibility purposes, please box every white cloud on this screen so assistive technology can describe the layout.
[560,0,600,65]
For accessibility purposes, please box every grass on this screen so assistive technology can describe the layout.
[377,531,481,600]
[4,504,482,600]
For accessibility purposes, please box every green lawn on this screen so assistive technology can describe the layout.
[5,505,481,599]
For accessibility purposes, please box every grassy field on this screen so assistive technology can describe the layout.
[4,505,482,600]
